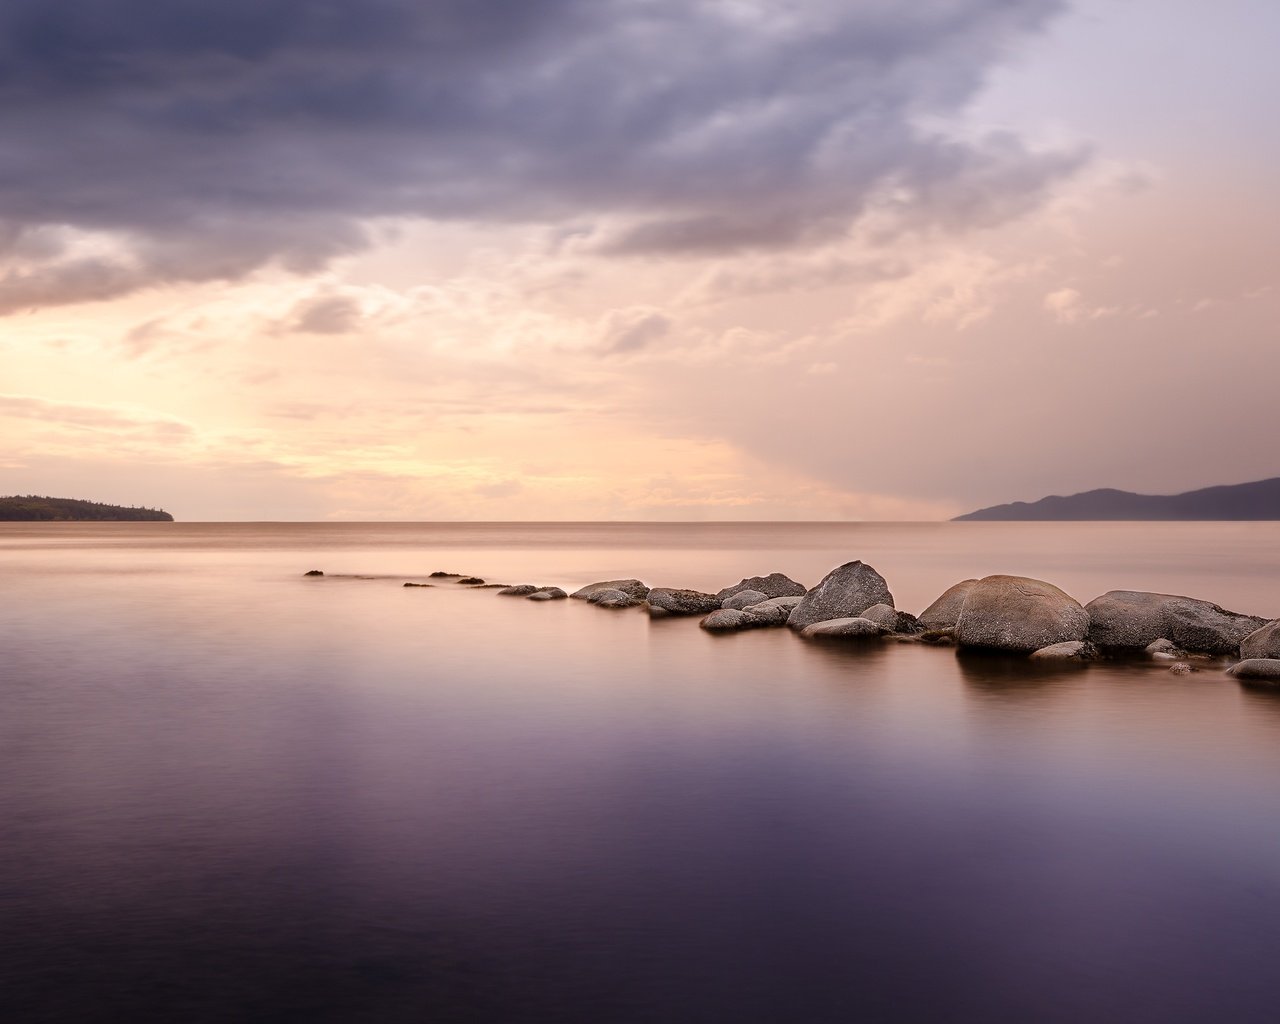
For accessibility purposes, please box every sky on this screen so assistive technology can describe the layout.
[1,0,1277,521]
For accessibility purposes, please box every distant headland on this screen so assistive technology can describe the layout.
[0,496,174,522]
[955,476,1280,522]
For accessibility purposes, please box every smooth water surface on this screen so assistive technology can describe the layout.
[2,522,1279,1022]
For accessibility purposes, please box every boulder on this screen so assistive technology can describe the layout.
[528,587,567,601]
[800,617,886,640]
[741,595,804,628]
[403,582,432,588]
[1169,662,1194,676]
[303,569,324,577]
[722,589,768,611]
[429,571,459,578]
[700,609,750,632]
[918,580,978,631]
[588,588,637,608]
[1227,658,1280,683]
[1086,591,1267,655]
[859,604,899,631]
[1029,640,1097,662]
[716,573,807,603]
[456,577,485,585]
[647,588,722,618]
[787,561,894,631]
[955,575,1089,654]
[1144,638,1182,658]
[1241,620,1280,660]
[571,579,650,602]
[498,584,540,596]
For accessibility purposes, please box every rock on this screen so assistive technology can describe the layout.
[787,561,894,631]
[722,589,768,611]
[859,604,899,631]
[917,629,956,645]
[1086,591,1267,655]
[303,569,324,577]
[498,584,540,596]
[1169,662,1194,676]
[646,588,722,618]
[700,609,750,632]
[403,582,432,588]
[429,571,459,578]
[1241,620,1280,660]
[594,591,637,609]
[716,573,807,603]
[741,596,804,628]
[1227,658,1280,682]
[1029,640,1097,662]
[1144,638,1182,657]
[918,580,978,631]
[800,617,886,640]
[955,575,1089,654]
[892,610,924,635]
[456,577,485,585]
[528,587,567,600]
[571,579,650,602]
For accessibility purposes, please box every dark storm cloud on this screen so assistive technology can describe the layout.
[0,0,1076,308]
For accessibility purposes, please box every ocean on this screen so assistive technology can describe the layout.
[3,521,1279,1022]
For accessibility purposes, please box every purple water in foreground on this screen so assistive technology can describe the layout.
[2,522,1279,1022]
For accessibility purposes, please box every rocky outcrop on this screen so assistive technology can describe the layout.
[457,576,485,585]
[304,569,324,577]
[1241,620,1280,660]
[1226,658,1280,683]
[722,589,768,611]
[498,584,539,596]
[1086,591,1266,655]
[917,580,977,631]
[571,579,650,602]
[430,571,459,578]
[741,596,803,628]
[800,617,886,639]
[1029,640,1097,661]
[716,573,807,603]
[700,609,750,632]
[787,561,894,631]
[955,575,1089,653]
[647,588,722,618]
[528,587,567,601]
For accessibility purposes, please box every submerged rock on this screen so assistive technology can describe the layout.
[722,589,768,611]
[403,582,432,588]
[497,584,540,596]
[741,595,804,628]
[787,561,894,631]
[700,609,750,632]
[1241,620,1280,660]
[800,617,886,640]
[456,577,485,586]
[1029,640,1097,662]
[1169,662,1195,676]
[647,588,722,618]
[528,587,567,601]
[429,571,459,578]
[571,579,650,602]
[917,580,978,631]
[716,573,807,603]
[1226,658,1280,683]
[303,569,324,577]
[955,575,1089,654]
[1086,591,1266,655]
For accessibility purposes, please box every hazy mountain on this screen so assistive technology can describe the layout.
[954,477,1280,521]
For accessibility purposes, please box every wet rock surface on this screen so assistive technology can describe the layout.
[955,575,1089,654]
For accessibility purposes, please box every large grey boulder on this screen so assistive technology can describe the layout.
[528,587,567,601]
[498,584,539,596]
[1241,620,1280,660]
[722,589,768,611]
[571,579,650,602]
[787,561,894,631]
[800,617,886,640]
[955,575,1089,654]
[588,588,637,608]
[700,609,750,632]
[741,595,804,628]
[859,604,899,631]
[1226,659,1280,683]
[918,580,978,631]
[647,588,722,618]
[1086,591,1267,656]
[1029,640,1097,662]
[716,573,807,603]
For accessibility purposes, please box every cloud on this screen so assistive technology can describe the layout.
[0,392,195,438]
[288,294,364,335]
[0,0,1078,310]
[600,307,672,354]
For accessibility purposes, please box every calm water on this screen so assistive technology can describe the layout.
[2,522,1279,1023]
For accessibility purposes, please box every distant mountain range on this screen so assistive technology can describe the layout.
[0,496,174,522]
[954,477,1280,521]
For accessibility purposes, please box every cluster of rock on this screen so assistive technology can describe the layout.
[309,559,1280,684]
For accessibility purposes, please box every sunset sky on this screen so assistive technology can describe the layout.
[2,0,1276,520]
